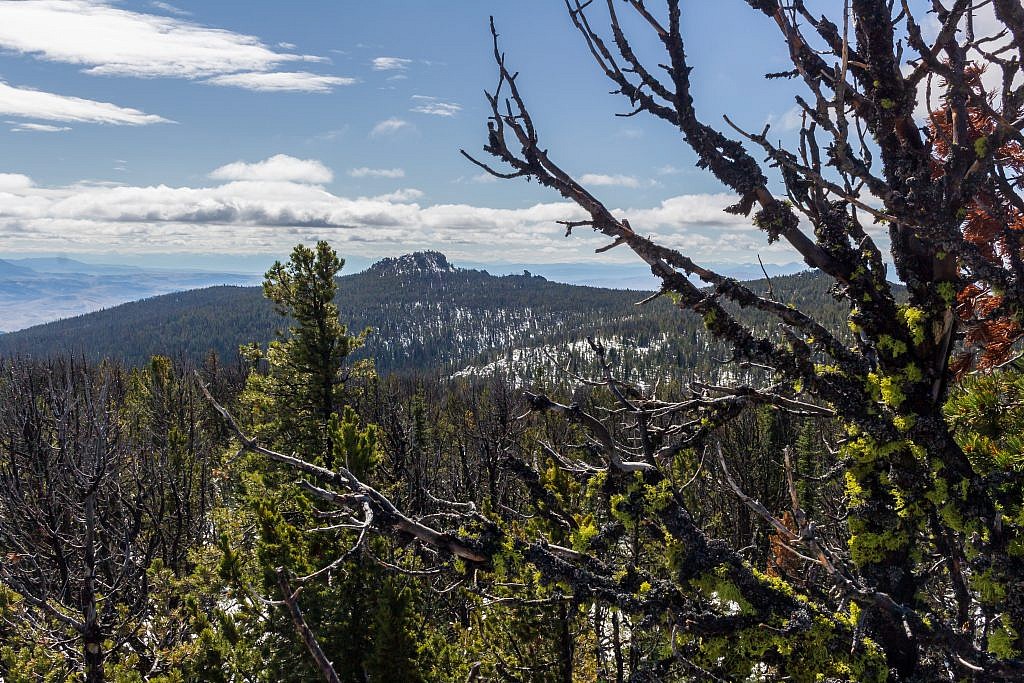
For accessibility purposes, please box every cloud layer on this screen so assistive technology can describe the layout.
[0,156,802,265]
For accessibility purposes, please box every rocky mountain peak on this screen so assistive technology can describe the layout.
[367,251,457,277]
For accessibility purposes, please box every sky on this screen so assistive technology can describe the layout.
[0,1,919,276]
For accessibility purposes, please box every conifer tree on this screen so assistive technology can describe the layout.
[260,240,362,464]
[231,242,435,682]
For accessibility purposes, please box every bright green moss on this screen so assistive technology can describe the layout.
[814,363,842,375]
[877,335,908,357]
[975,135,989,159]
[684,611,887,682]
[877,374,905,408]
[937,281,957,306]
[848,518,910,565]
[570,516,599,552]
[892,415,915,432]
[609,492,631,525]
[692,565,753,615]
[845,471,868,506]
[898,305,927,346]
[752,567,795,597]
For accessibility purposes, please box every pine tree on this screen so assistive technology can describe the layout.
[260,240,363,464]
[230,242,438,682]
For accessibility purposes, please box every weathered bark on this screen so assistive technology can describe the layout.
[82,495,104,683]
[277,569,341,683]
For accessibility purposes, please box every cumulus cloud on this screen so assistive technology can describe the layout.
[410,95,461,117]
[204,71,356,93]
[209,154,334,183]
[370,118,411,137]
[0,81,169,125]
[349,167,405,179]
[0,1,349,92]
[8,122,72,133]
[629,194,751,228]
[0,174,33,191]
[579,173,642,188]
[372,57,412,71]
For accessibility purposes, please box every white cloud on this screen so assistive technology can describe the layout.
[370,118,411,137]
[410,95,461,117]
[204,71,355,93]
[372,57,412,71]
[0,1,330,82]
[369,188,423,202]
[149,1,190,16]
[0,174,33,191]
[8,122,72,133]
[629,194,751,229]
[657,165,683,175]
[766,106,803,132]
[209,155,334,184]
[580,173,642,188]
[0,81,169,125]
[349,167,405,179]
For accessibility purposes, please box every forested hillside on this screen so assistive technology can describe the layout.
[0,251,850,381]
[0,240,1007,683]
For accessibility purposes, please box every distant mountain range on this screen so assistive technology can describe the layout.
[0,251,847,381]
[0,257,261,332]
[0,252,808,333]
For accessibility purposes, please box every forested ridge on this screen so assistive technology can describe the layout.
[0,251,850,381]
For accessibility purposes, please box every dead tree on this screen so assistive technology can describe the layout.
[202,3,1024,680]
[456,1,1024,679]
[0,359,161,682]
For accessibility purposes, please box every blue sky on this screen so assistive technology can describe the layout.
[0,1,843,273]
